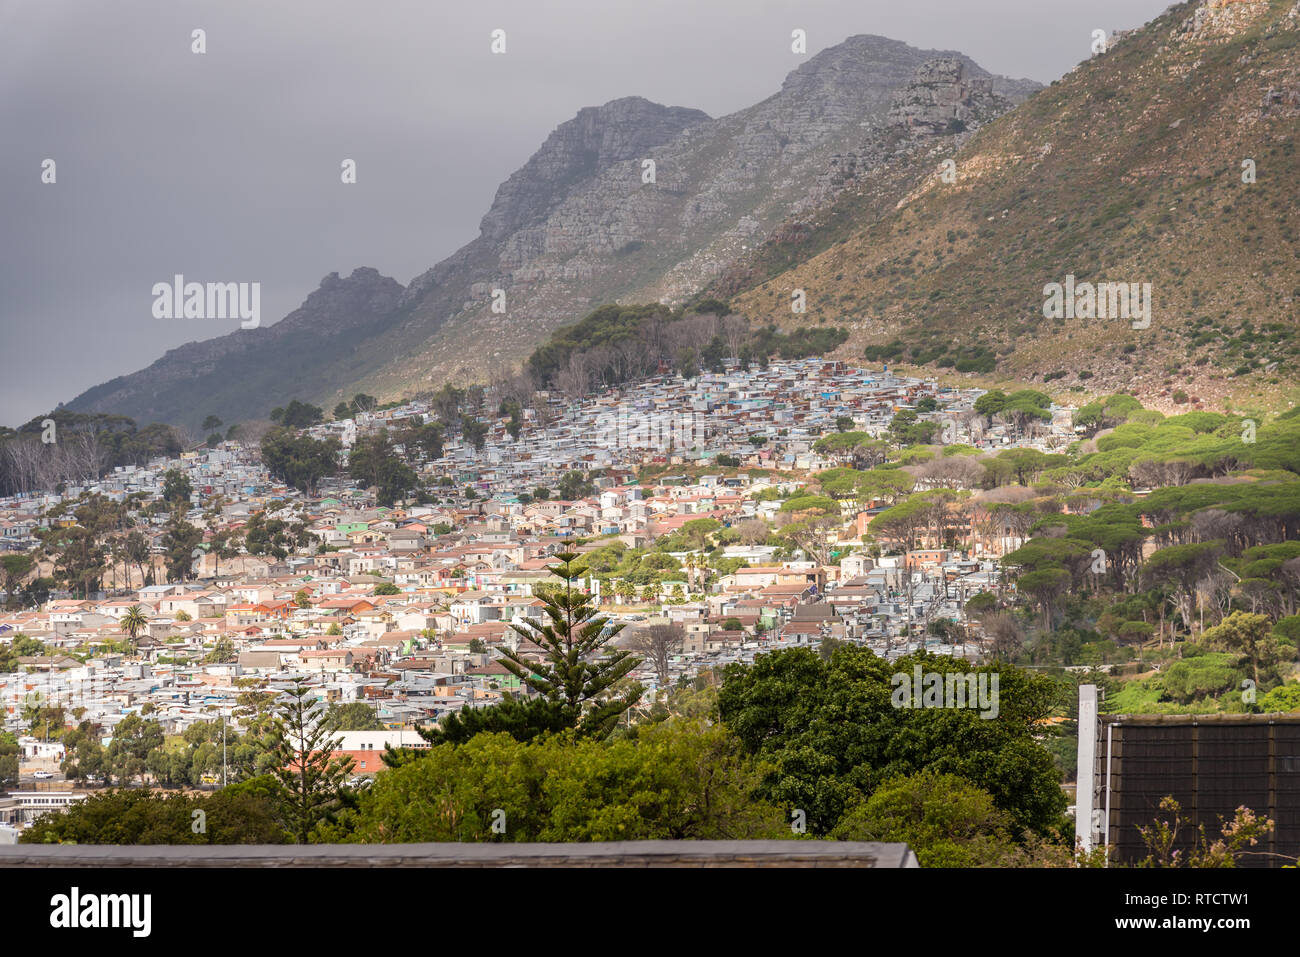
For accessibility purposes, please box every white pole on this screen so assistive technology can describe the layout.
[1075,684,1098,855]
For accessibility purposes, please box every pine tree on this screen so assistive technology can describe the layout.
[496,552,644,738]
[265,683,355,842]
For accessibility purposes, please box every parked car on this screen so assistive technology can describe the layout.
[32,771,54,780]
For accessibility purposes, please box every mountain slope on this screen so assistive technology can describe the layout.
[723,0,1300,414]
[67,268,405,431]
[372,36,1036,394]
[65,36,1036,428]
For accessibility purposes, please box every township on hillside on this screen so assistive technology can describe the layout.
[0,359,1081,789]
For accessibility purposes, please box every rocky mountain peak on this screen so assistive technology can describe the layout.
[300,267,405,321]
[478,96,711,241]
[887,57,1010,135]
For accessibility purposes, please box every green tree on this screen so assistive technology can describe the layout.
[264,683,355,842]
[120,604,149,656]
[1,553,35,610]
[676,347,699,379]
[717,646,1065,836]
[0,732,19,788]
[276,399,325,429]
[20,780,288,845]
[260,428,340,496]
[359,719,785,842]
[496,553,644,738]
[162,512,203,583]
[830,770,1016,867]
[204,636,237,664]
[321,702,385,732]
[105,713,165,785]
[1201,611,1283,689]
[888,409,939,446]
[974,390,1008,420]
[348,431,418,506]
[387,697,577,763]
[461,416,489,452]
[36,516,106,598]
[557,470,594,500]
[1142,541,1225,639]
[161,469,193,506]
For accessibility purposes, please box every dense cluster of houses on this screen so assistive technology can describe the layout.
[1,359,1083,811]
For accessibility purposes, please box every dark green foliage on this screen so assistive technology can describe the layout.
[557,470,594,500]
[161,468,192,505]
[271,399,325,429]
[717,646,1066,837]
[260,428,340,495]
[748,323,850,360]
[347,430,417,506]
[460,416,489,451]
[526,304,675,387]
[264,683,356,843]
[0,412,182,497]
[242,510,311,560]
[0,732,18,788]
[104,713,165,785]
[389,697,577,763]
[162,511,203,582]
[525,303,849,393]
[830,770,1016,866]
[888,409,940,445]
[351,719,786,843]
[495,553,644,739]
[20,782,289,845]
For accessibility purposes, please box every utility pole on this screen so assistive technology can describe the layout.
[222,712,227,788]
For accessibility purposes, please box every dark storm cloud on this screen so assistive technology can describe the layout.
[0,0,1174,426]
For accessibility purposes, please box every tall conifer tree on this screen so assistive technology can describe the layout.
[496,552,643,738]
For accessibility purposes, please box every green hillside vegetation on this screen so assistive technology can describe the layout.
[727,0,1300,413]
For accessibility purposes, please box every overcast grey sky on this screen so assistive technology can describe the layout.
[0,0,1175,426]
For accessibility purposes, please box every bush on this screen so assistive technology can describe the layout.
[1160,653,1244,704]
[348,720,787,842]
[829,771,1015,866]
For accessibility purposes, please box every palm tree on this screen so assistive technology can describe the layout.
[617,580,635,606]
[120,605,149,657]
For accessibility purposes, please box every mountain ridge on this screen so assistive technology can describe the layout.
[720,0,1300,416]
[65,33,1041,429]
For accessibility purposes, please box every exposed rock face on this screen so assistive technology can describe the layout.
[887,58,1008,134]
[295,268,405,325]
[792,57,1021,217]
[386,35,1038,392]
[1175,0,1271,40]
[477,97,711,243]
